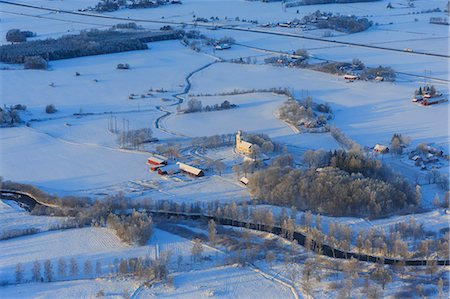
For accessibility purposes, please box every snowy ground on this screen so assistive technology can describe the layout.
[0,0,449,297]
[140,265,296,299]
[0,226,217,284]
[0,200,67,238]
[0,278,139,299]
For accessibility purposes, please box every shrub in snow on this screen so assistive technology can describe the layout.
[24,56,47,69]
[6,29,26,43]
[116,63,130,69]
[45,104,57,114]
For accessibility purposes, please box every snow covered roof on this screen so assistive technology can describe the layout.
[147,156,166,165]
[374,144,389,152]
[240,177,249,185]
[240,140,253,149]
[177,162,203,176]
[158,164,180,174]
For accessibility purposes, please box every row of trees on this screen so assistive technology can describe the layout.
[317,14,372,33]
[15,252,171,285]
[94,0,172,12]
[0,28,178,64]
[117,128,154,149]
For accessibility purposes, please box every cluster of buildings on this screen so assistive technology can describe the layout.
[147,154,204,177]
[411,85,447,106]
[409,146,446,170]
[146,131,255,181]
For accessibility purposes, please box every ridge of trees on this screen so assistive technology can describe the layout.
[0,28,179,64]
[248,151,417,217]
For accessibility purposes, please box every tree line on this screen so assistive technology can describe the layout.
[247,151,417,217]
[0,28,179,64]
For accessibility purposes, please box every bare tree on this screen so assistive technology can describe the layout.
[70,258,78,277]
[208,219,217,245]
[266,251,275,269]
[58,257,66,278]
[265,210,275,233]
[44,260,53,282]
[370,265,392,290]
[191,238,204,263]
[425,259,438,280]
[15,263,24,284]
[32,260,41,282]
[437,277,444,298]
[96,261,102,276]
[302,258,314,282]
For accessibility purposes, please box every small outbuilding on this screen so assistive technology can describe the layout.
[344,74,359,82]
[240,177,249,185]
[147,155,168,166]
[158,164,180,175]
[374,144,389,153]
[177,162,204,177]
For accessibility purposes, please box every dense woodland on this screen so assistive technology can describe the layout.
[0,28,179,64]
[248,151,417,217]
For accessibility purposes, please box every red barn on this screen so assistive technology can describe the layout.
[147,155,168,166]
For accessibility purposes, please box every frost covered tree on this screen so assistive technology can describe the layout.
[371,265,392,290]
[208,219,216,245]
[437,277,444,298]
[186,98,202,112]
[32,260,41,282]
[266,251,275,269]
[96,261,102,276]
[191,238,203,263]
[84,260,93,277]
[264,210,275,232]
[15,263,24,284]
[44,260,53,282]
[58,257,66,278]
[70,258,78,277]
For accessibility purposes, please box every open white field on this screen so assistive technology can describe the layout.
[1,40,213,116]
[165,93,294,138]
[0,278,139,299]
[0,126,151,193]
[140,265,296,299]
[151,174,250,204]
[0,200,66,238]
[0,227,217,284]
[189,62,448,147]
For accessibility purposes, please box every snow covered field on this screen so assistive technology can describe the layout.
[0,0,449,297]
[166,93,294,138]
[0,226,217,284]
[140,265,296,299]
[0,200,66,238]
[0,278,139,299]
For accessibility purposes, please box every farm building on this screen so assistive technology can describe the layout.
[240,177,249,185]
[374,144,389,153]
[176,162,204,177]
[344,74,359,82]
[147,155,168,166]
[236,131,253,155]
[215,43,231,50]
[158,164,180,175]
